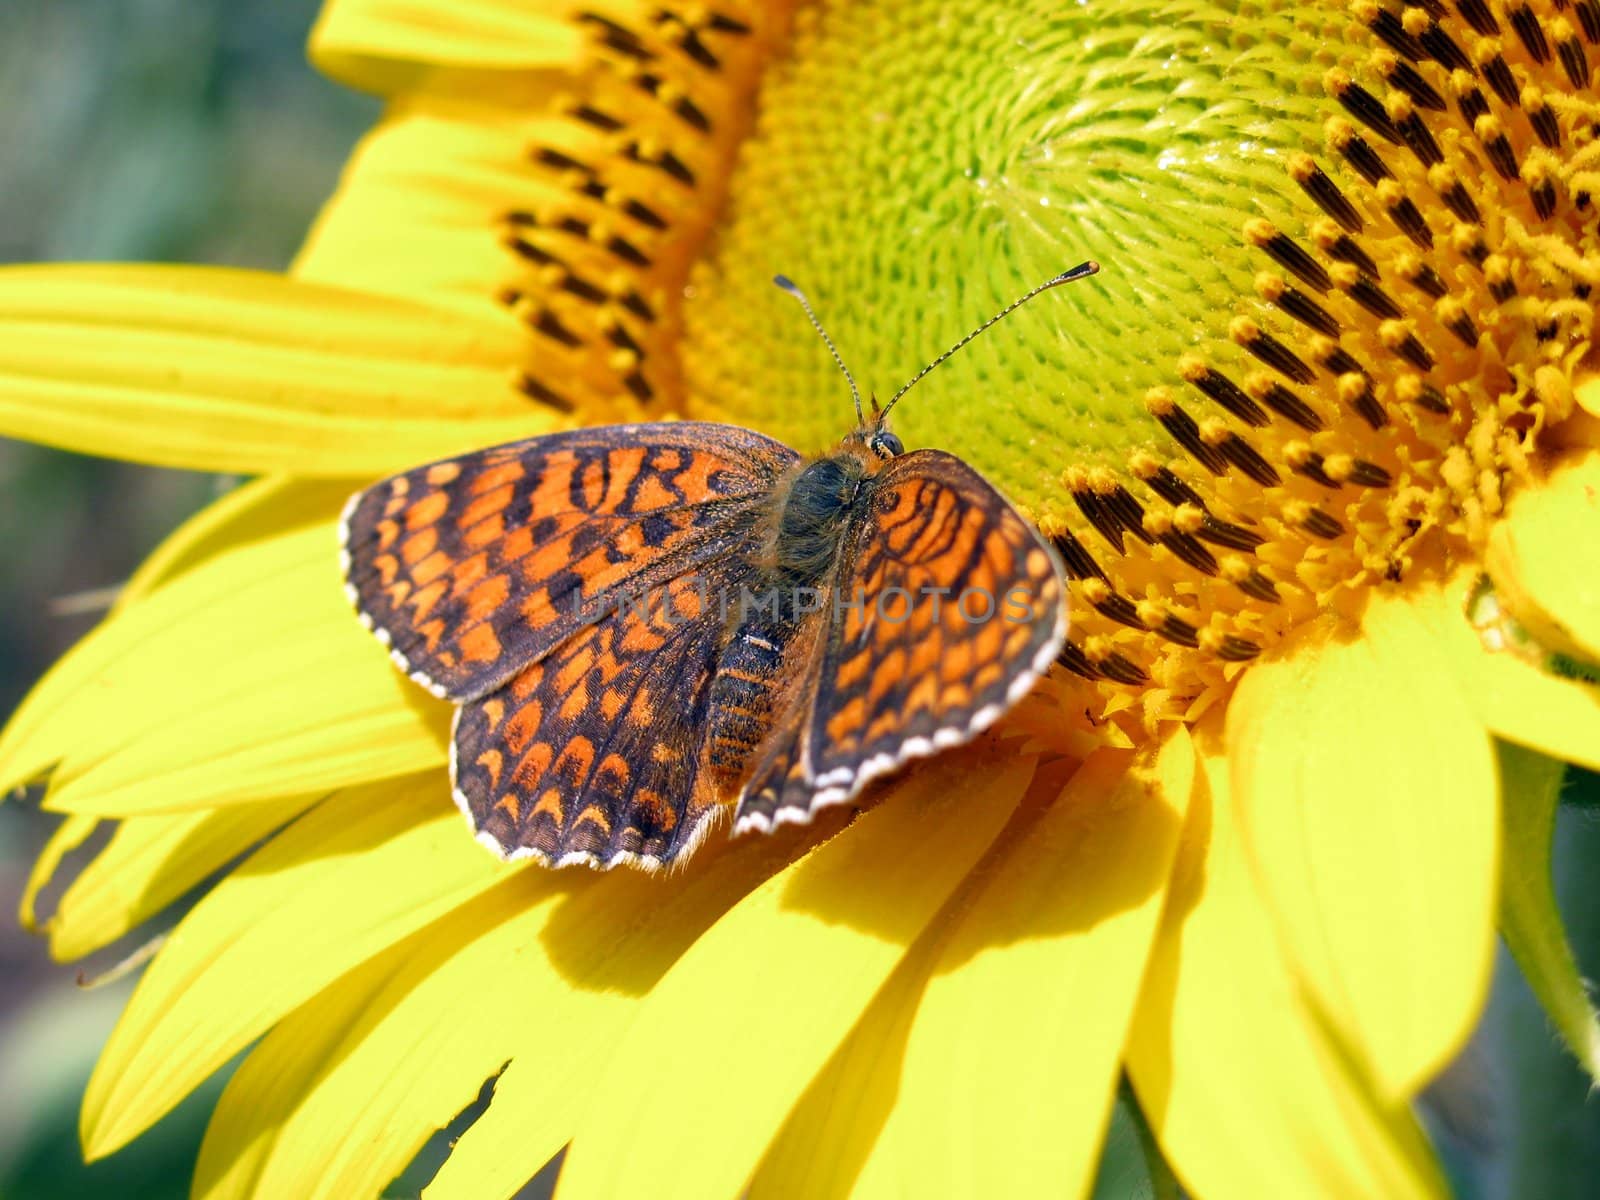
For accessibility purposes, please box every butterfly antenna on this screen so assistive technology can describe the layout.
[773,274,864,424]
[879,260,1101,421]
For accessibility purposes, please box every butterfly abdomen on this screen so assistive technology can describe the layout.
[704,612,794,777]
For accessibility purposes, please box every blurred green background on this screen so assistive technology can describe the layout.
[0,1,375,1195]
[1,2,1598,1198]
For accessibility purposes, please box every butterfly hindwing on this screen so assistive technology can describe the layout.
[452,569,753,868]
[341,423,799,702]
[735,449,1066,832]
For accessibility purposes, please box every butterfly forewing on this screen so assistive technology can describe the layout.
[735,449,1066,833]
[341,423,799,702]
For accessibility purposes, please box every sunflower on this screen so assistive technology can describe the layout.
[5,0,1600,1196]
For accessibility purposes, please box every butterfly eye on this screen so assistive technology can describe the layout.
[871,431,904,459]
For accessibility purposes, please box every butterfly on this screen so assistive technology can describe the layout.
[340,261,1098,870]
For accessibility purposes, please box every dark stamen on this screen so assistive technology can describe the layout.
[1249,377,1325,431]
[1050,531,1109,582]
[1457,0,1500,37]
[1056,640,1100,680]
[1148,392,1228,474]
[1236,569,1282,604]
[1349,459,1394,487]
[1181,359,1270,426]
[1218,433,1281,486]
[1232,320,1316,383]
[1329,119,1395,184]
[1510,4,1553,61]
[1097,652,1150,686]
[1399,255,1449,298]
[1291,155,1364,231]
[1261,277,1343,336]
[1246,220,1333,292]
[1092,591,1147,629]
[1158,530,1221,575]
[1326,70,1403,143]
[1481,53,1520,106]
[1525,89,1563,147]
[1300,507,1346,538]
[1157,613,1200,647]
[1418,20,1473,72]
[1383,56,1447,109]
[1216,635,1262,662]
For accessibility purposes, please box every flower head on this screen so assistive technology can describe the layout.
[6,1,1600,1197]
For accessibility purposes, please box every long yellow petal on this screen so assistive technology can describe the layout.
[554,749,1035,1200]
[1227,594,1499,1100]
[0,521,445,814]
[18,813,98,933]
[1411,573,1600,773]
[875,734,1193,1200]
[1,481,376,796]
[80,772,514,1159]
[0,264,552,475]
[47,795,322,962]
[1497,740,1600,1081]
[748,911,949,1200]
[120,477,353,606]
[310,0,584,96]
[293,95,570,315]
[289,91,700,424]
[297,5,789,419]
[196,872,566,1200]
[191,948,407,1200]
[1486,452,1600,666]
[1127,732,1448,1199]
[422,819,831,1200]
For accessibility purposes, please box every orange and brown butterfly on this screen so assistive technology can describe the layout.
[340,261,1098,869]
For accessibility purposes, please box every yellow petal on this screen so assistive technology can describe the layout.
[47,795,322,961]
[1227,593,1499,1099]
[1413,574,1600,773]
[0,482,375,795]
[748,909,949,1200]
[554,749,1035,1200]
[119,477,353,606]
[297,3,789,420]
[0,521,445,814]
[0,264,552,475]
[80,772,514,1158]
[191,949,405,1200]
[423,821,829,1200]
[238,839,821,1200]
[1127,732,1448,1199]
[1486,452,1600,666]
[196,872,566,1200]
[873,734,1193,1199]
[293,96,563,314]
[18,813,97,933]
[1497,740,1600,1081]
[310,0,583,97]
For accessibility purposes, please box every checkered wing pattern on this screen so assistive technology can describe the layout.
[452,571,750,868]
[341,423,798,702]
[735,449,1066,833]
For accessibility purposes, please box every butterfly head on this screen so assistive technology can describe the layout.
[867,427,904,460]
[833,407,903,467]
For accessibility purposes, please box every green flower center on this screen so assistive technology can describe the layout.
[680,0,1598,724]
